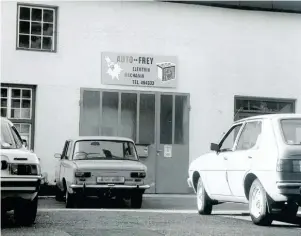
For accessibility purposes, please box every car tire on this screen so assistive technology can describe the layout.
[65,190,75,208]
[55,185,65,202]
[196,177,212,215]
[131,193,143,209]
[249,179,273,226]
[15,196,38,226]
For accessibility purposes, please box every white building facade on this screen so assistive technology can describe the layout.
[1,1,301,193]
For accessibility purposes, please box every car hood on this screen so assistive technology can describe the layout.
[0,148,39,164]
[73,159,147,171]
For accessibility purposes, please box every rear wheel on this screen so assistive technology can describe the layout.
[15,196,38,226]
[131,193,143,209]
[249,179,273,226]
[65,189,75,208]
[196,177,212,215]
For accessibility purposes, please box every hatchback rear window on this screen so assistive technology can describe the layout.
[280,119,301,145]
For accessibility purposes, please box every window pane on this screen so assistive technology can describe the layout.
[101,92,118,136]
[19,7,30,20]
[175,96,188,144]
[12,99,21,108]
[21,108,31,119]
[43,9,54,22]
[22,90,31,99]
[120,93,137,141]
[1,88,8,97]
[281,119,301,145]
[12,89,21,98]
[19,21,30,34]
[43,23,53,36]
[279,103,293,113]
[11,109,21,118]
[1,108,7,117]
[235,99,249,111]
[19,35,30,48]
[32,8,42,21]
[22,100,31,108]
[14,124,21,131]
[1,98,7,107]
[139,94,155,144]
[42,37,52,50]
[21,124,30,133]
[31,36,42,49]
[81,91,100,136]
[236,122,262,150]
[31,22,42,35]
[160,95,173,144]
[220,125,242,151]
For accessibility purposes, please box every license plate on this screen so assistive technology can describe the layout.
[97,176,125,184]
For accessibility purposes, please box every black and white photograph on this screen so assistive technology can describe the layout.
[1,0,301,235]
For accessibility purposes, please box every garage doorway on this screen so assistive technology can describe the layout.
[79,89,190,194]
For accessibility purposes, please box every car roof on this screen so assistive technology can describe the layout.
[0,117,13,126]
[68,136,135,143]
[234,113,301,124]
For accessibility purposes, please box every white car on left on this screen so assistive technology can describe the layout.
[1,117,42,226]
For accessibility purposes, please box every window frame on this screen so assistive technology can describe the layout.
[1,83,36,151]
[16,2,58,53]
[235,120,263,151]
[218,123,244,152]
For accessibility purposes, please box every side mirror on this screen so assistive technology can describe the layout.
[210,143,220,152]
[54,153,62,159]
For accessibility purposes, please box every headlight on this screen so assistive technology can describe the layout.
[75,171,91,177]
[277,159,301,172]
[10,164,40,175]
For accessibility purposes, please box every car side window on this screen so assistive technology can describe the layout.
[61,141,70,160]
[219,124,243,152]
[236,121,262,151]
[10,126,23,149]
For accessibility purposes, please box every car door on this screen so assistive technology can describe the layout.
[207,124,243,196]
[226,120,263,198]
[58,141,70,189]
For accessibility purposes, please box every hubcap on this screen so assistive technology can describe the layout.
[250,186,263,218]
[197,181,203,210]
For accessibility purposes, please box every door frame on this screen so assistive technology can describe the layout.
[79,88,190,193]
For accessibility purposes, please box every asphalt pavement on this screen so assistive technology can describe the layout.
[1,195,301,236]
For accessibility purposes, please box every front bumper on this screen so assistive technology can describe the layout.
[1,177,41,193]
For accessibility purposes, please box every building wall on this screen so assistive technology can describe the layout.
[2,1,301,183]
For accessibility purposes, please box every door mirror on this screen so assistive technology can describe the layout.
[54,153,62,159]
[210,143,220,152]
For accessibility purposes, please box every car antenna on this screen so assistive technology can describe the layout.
[234,107,243,121]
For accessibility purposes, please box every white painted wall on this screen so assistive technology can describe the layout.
[2,1,301,183]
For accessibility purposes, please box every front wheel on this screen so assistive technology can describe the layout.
[65,190,75,208]
[15,196,38,226]
[249,179,273,226]
[196,177,212,215]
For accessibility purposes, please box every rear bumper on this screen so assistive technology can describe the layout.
[276,181,301,196]
[69,183,150,196]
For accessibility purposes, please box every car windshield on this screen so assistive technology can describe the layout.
[0,121,17,149]
[73,140,138,161]
[280,119,301,145]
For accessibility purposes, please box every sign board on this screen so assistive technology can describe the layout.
[101,52,177,88]
[164,145,172,158]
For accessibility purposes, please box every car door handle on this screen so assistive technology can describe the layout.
[224,156,228,160]
[248,156,253,159]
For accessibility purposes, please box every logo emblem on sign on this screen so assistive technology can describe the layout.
[105,56,123,80]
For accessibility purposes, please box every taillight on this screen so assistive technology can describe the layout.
[130,171,146,178]
[277,159,301,172]
[75,171,91,178]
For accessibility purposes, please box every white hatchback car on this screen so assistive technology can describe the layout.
[1,117,41,226]
[187,114,301,226]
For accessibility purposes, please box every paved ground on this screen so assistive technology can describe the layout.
[1,195,301,236]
